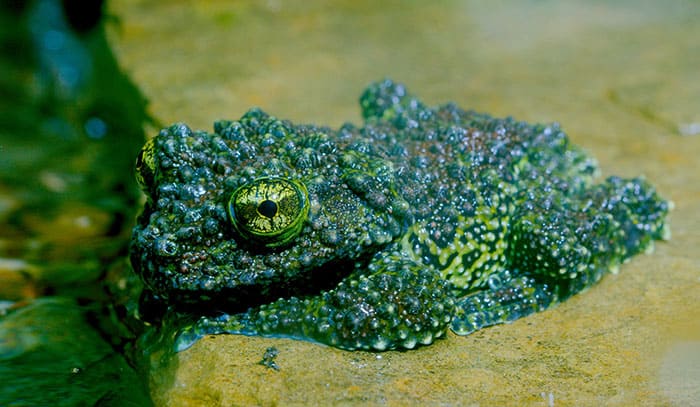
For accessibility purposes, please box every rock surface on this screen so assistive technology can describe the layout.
[110,1,700,405]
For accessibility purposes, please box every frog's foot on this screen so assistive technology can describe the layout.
[176,251,456,352]
[174,313,251,352]
[451,270,556,335]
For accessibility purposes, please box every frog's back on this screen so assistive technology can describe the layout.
[357,80,599,292]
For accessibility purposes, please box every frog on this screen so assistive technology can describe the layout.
[130,79,670,351]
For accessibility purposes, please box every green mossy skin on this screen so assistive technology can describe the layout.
[131,79,670,351]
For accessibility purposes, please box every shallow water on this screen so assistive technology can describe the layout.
[105,0,700,404]
[0,1,152,404]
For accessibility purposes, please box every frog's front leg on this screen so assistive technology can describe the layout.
[452,176,670,335]
[176,250,456,351]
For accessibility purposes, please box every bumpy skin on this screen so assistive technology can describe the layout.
[130,79,670,351]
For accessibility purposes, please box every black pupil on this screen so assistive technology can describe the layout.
[258,200,278,218]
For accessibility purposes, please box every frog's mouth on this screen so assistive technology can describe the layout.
[132,165,410,319]
[144,254,374,316]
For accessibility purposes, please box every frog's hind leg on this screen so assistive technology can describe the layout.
[510,176,670,298]
[451,176,670,335]
[176,251,456,352]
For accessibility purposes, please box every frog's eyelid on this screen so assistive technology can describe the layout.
[135,138,156,191]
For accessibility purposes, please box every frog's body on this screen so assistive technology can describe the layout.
[131,80,669,351]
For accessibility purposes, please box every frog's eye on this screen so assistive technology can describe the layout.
[135,138,156,191]
[228,177,309,248]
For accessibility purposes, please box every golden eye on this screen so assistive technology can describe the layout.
[228,177,309,247]
[135,138,156,191]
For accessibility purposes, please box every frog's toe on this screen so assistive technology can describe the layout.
[173,313,253,352]
[451,270,555,335]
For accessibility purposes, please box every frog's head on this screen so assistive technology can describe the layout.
[130,108,412,310]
